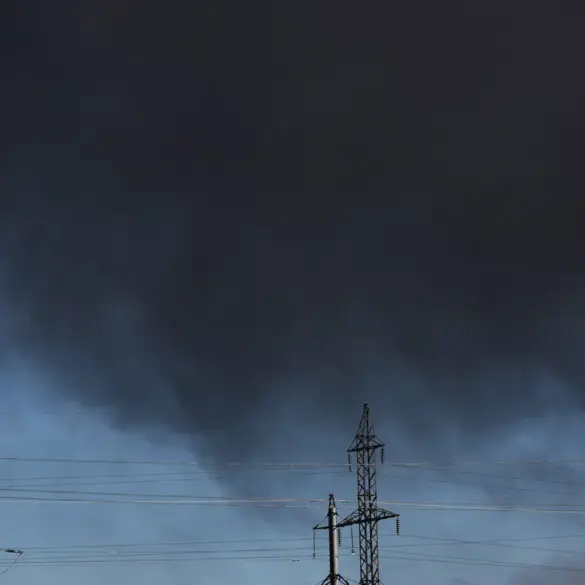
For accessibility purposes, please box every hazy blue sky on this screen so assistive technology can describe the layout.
[3,354,585,585]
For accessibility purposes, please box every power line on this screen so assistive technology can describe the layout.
[0,456,347,467]
[3,545,585,575]
[0,548,22,577]
[389,464,585,498]
[3,467,585,504]
[5,530,585,576]
[9,529,585,554]
[3,466,584,487]
[4,491,585,514]
[3,455,585,466]
[4,466,585,505]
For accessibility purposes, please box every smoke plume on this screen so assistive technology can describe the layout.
[1,2,583,475]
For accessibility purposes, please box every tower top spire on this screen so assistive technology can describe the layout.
[347,403,384,453]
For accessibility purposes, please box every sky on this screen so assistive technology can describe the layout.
[1,1,585,583]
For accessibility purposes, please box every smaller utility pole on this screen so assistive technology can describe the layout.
[313,494,351,585]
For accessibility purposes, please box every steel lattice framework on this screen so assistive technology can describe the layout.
[338,404,399,585]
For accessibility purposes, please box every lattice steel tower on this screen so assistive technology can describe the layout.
[338,404,399,585]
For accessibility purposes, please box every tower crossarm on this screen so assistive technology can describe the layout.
[338,508,399,528]
[371,508,399,522]
[337,509,361,529]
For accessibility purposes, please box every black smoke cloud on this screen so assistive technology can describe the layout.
[1,2,584,470]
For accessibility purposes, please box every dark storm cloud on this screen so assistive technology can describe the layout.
[1,2,584,466]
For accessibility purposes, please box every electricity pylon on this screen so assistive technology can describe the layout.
[313,494,351,585]
[338,404,399,585]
